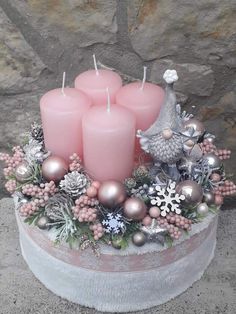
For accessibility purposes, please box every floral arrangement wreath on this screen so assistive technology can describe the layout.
[1,69,235,256]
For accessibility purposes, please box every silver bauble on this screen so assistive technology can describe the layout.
[98,181,126,208]
[197,203,209,216]
[203,192,215,206]
[132,231,146,246]
[176,180,203,206]
[202,153,221,169]
[42,156,68,182]
[15,161,33,183]
[183,118,205,137]
[123,197,147,221]
[37,216,50,230]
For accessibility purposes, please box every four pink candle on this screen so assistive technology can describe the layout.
[82,104,136,182]
[40,88,91,162]
[75,69,122,106]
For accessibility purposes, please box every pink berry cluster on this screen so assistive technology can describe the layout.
[0,146,24,177]
[157,213,192,240]
[19,200,39,217]
[72,181,101,222]
[22,181,57,205]
[69,153,83,172]
[200,139,231,160]
[5,179,17,193]
[89,222,104,241]
[73,198,98,222]
[214,180,236,197]
[19,181,58,217]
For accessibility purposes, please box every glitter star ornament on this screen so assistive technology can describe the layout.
[141,219,167,245]
[102,213,126,234]
[149,181,185,217]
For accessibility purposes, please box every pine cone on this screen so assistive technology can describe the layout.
[31,122,44,142]
[133,166,150,183]
[124,177,137,190]
[59,171,89,198]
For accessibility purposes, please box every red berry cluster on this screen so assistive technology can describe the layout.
[157,213,192,240]
[89,222,104,241]
[214,180,236,197]
[200,139,231,160]
[0,146,24,177]
[69,153,83,172]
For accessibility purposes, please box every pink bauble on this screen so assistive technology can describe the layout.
[42,156,68,182]
[98,180,126,208]
[215,195,223,205]
[92,181,101,189]
[142,215,152,226]
[86,186,97,198]
[149,206,161,218]
[123,197,147,221]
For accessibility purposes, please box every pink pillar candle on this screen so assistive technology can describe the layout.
[82,105,136,182]
[116,82,165,131]
[116,82,165,158]
[75,69,122,106]
[40,88,91,162]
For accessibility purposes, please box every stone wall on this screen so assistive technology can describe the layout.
[0,0,235,205]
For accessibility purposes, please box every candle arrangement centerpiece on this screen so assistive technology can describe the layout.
[0,61,235,312]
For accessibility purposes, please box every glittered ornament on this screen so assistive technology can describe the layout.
[197,203,209,216]
[215,195,223,206]
[111,236,124,249]
[42,156,68,182]
[176,180,203,206]
[202,153,221,169]
[15,161,33,183]
[210,173,221,182]
[37,216,51,230]
[123,197,147,221]
[132,231,146,246]
[141,219,167,244]
[98,180,126,208]
[183,118,205,137]
[149,206,161,218]
[203,191,215,206]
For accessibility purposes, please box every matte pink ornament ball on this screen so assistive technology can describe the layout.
[142,215,152,226]
[149,206,161,218]
[86,186,97,198]
[92,181,101,189]
[215,195,223,205]
[42,156,68,182]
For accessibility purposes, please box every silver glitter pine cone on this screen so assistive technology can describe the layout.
[59,171,89,198]
[31,122,44,142]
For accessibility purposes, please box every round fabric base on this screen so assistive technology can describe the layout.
[16,213,217,312]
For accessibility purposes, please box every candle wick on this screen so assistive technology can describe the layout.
[93,54,99,76]
[106,87,111,113]
[62,71,66,96]
[140,66,147,90]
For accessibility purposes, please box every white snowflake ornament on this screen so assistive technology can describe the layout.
[149,181,185,217]
[102,213,126,234]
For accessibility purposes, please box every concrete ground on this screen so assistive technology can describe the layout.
[0,198,235,314]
